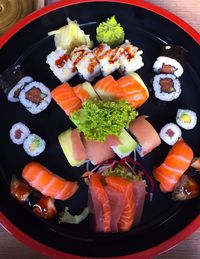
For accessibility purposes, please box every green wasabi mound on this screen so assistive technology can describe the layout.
[96,16,125,47]
[70,99,138,142]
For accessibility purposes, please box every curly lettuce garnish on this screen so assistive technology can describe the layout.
[96,16,125,47]
[59,207,89,224]
[70,99,138,142]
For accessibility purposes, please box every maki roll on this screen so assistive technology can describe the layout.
[118,40,144,74]
[23,134,46,157]
[19,81,51,114]
[176,109,197,130]
[46,48,77,82]
[159,123,182,146]
[7,76,33,102]
[152,74,181,101]
[10,122,31,145]
[153,45,185,77]
[94,44,120,76]
[0,65,33,101]
[71,46,101,81]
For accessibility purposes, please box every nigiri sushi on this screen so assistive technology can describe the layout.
[51,82,82,116]
[70,46,100,81]
[22,162,79,200]
[153,139,193,192]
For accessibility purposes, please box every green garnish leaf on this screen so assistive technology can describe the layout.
[96,16,125,47]
[102,165,141,181]
[70,99,138,142]
[59,207,89,224]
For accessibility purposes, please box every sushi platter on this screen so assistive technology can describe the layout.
[0,0,200,258]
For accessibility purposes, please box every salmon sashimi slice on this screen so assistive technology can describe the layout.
[51,83,82,116]
[153,139,193,192]
[94,75,122,101]
[105,175,136,232]
[22,162,79,200]
[117,73,149,108]
[129,116,161,157]
[88,173,111,232]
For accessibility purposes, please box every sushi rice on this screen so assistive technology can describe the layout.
[176,109,197,130]
[7,76,33,102]
[153,74,181,101]
[23,133,46,157]
[153,56,184,78]
[159,123,182,146]
[19,81,51,114]
[10,122,31,145]
[46,48,77,82]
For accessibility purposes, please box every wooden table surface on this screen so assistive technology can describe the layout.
[0,0,200,258]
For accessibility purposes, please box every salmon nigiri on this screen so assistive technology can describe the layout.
[105,176,136,232]
[22,162,79,200]
[153,139,193,192]
[51,83,82,116]
[88,173,111,232]
[118,73,149,108]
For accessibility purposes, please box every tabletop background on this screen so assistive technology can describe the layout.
[0,0,200,258]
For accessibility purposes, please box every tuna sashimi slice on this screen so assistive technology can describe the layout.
[129,116,161,157]
[104,185,125,232]
[82,135,116,165]
[88,173,111,232]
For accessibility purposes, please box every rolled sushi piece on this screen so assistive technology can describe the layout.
[176,109,197,130]
[129,116,161,157]
[93,44,121,76]
[7,76,33,102]
[73,82,100,102]
[152,74,181,101]
[71,46,101,81]
[106,129,138,158]
[58,128,87,167]
[19,81,51,114]
[9,122,31,145]
[118,40,144,74]
[46,48,77,82]
[153,45,185,77]
[159,123,182,146]
[23,134,46,157]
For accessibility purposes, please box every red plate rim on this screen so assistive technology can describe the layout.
[0,0,200,258]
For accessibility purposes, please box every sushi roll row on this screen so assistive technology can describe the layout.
[46,40,144,82]
[159,109,197,146]
[152,45,185,102]
[10,122,46,157]
[0,65,51,114]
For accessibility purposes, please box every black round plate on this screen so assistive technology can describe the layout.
[0,1,200,258]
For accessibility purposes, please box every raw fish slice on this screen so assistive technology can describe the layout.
[22,162,78,200]
[153,139,193,192]
[88,173,111,232]
[82,135,115,165]
[51,83,82,116]
[73,82,99,101]
[104,185,125,232]
[105,176,136,232]
[117,73,149,108]
[93,75,122,101]
[129,116,161,157]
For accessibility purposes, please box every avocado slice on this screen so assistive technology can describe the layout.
[110,129,137,158]
[29,137,41,151]
[179,113,191,123]
[58,128,86,167]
